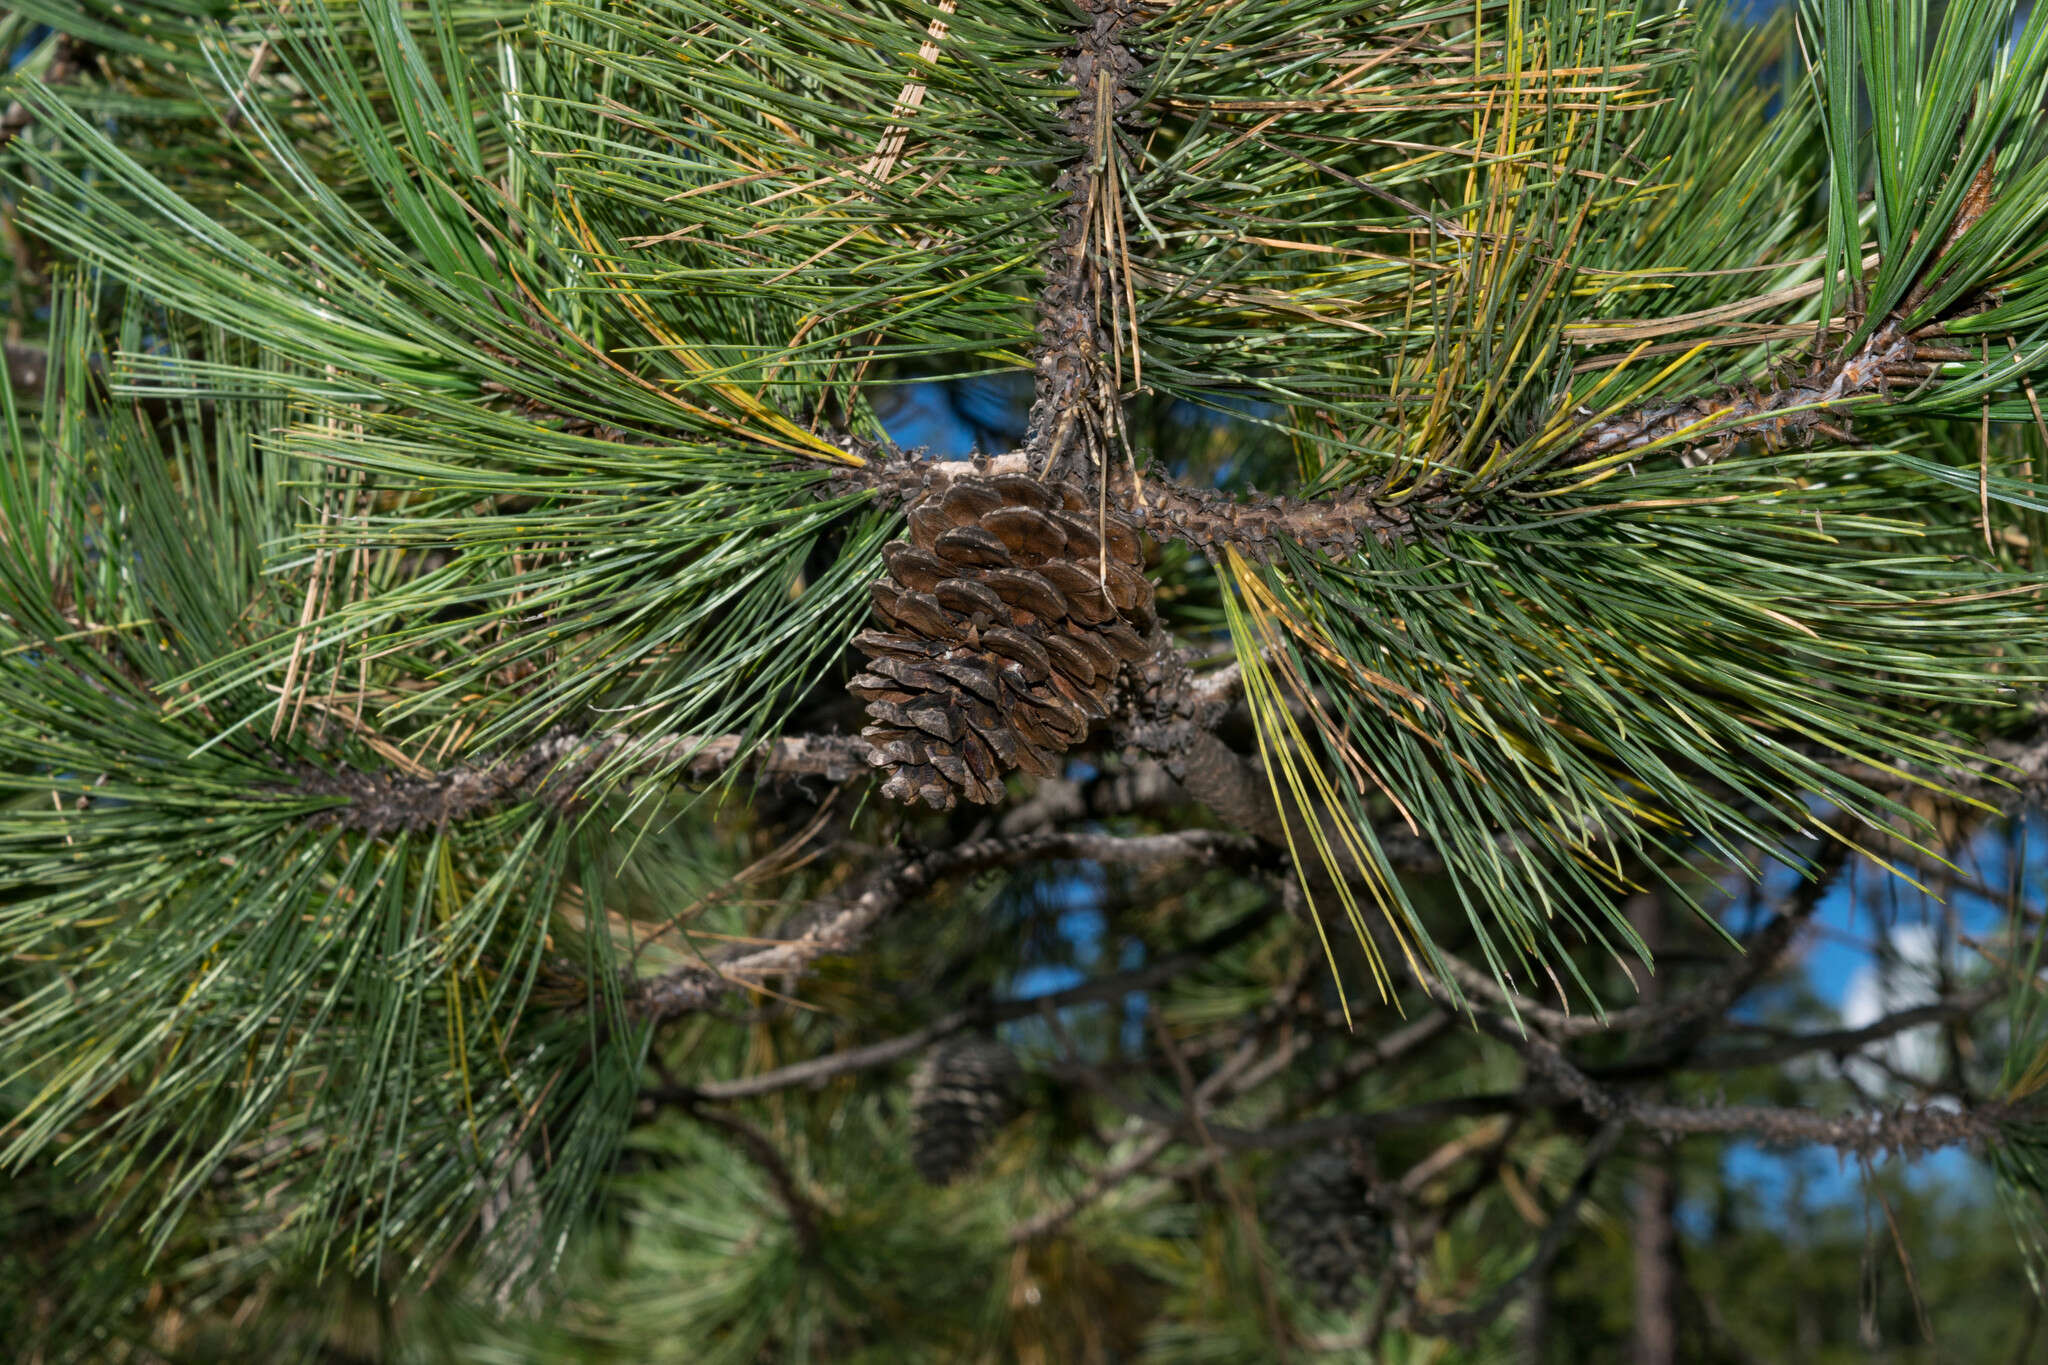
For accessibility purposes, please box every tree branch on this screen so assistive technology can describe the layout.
[1643,981,2005,1075]
[1558,321,1923,466]
[1471,995,2029,1161]
[831,448,1423,558]
[828,312,2001,568]
[1023,0,1146,478]
[663,902,1277,1101]
[1408,1120,1625,1346]
[287,730,869,834]
[633,829,1262,1022]
[1627,1098,2018,1158]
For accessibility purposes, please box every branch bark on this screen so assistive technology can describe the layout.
[1558,322,1922,467]
[662,902,1277,1100]
[286,730,869,833]
[633,828,1262,1022]
[1411,1121,1626,1347]
[1023,0,1146,479]
[1655,982,2005,1074]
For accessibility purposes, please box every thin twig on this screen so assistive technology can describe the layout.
[1408,1121,1625,1345]
[635,830,1261,1021]
[660,904,1277,1101]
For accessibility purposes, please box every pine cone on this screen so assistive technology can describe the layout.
[908,1038,1022,1185]
[1262,1150,1389,1311]
[852,474,1156,809]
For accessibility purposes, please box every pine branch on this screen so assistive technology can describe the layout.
[1079,965,2032,1162]
[633,828,1262,1021]
[1473,999,2027,1160]
[1665,982,2007,1074]
[1629,1099,2019,1157]
[828,295,1995,563]
[1024,0,1149,479]
[830,156,2020,561]
[651,904,1275,1103]
[833,448,1426,558]
[1190,1075,2027,1163]
[1560,320,1923,466]
[286,731,871,833]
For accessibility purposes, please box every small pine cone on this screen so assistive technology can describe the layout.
[1262,1151,1389,1311]
[908,1038,1022,1186]
[853,474,1156,809]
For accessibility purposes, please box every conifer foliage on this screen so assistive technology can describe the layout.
[4,0,2048,1355]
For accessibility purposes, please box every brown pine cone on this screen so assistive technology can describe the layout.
[852,474,1155,809]
[908,1038,1022,1185]
[1263,1150,1389,1310]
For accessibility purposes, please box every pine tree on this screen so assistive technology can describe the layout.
[4,0,2048,1357]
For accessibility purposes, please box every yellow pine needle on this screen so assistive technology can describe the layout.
[435,840,481,1138]
[1808,818,1938,900]
[1232,566,1431,713]
[559,194,856,464]
[2006,1029,2048,1102]
[1224,550,1432,1008]
[1228,599,1364,1021]
[1535,340,1721,489]
[1230,563,1433,833]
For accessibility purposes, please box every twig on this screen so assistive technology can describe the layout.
[1006,1026,1268,1244]
[1645,982,2005,1074]
[1628,1098,2018,1158]
[634,829,1261,1021]
[284,730,870,833]
[1022,0,1149,481]
[1300,1012,1455,1107]
[1470,992,2027,1162]
[1006,1124,1180,1245]
[662,903,1277,1100]
[1424,838,1851,1043]
[1408,1121,1625,1345]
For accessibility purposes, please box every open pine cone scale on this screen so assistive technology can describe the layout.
[852,473,1156,809]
